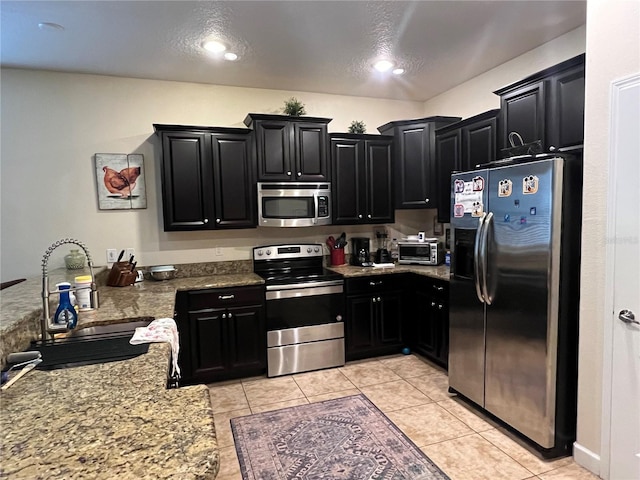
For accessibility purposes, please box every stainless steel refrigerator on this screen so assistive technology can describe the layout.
[448,153,582,458]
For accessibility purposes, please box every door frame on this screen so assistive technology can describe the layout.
[599,72,640,480]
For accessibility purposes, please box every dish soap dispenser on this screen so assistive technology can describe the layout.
[54,282,77,329]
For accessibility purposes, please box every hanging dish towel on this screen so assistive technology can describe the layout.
[129,318,181,379]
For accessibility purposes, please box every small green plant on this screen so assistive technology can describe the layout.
[348,120,366,134]
[283,97,306,116]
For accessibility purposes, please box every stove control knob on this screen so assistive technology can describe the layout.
[266,249,272,256]
[307,247,312,253]
[314,247,320,253]
[256,250,263,256]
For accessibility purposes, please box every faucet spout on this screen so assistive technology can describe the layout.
[41,239,99,341]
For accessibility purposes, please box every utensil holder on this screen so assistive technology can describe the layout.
[330,248,346,266]
[106,262,137,287]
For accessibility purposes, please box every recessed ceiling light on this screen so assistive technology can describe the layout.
[373,60,394,73]
[392,68,405,75]
[38,22,64,31]
[202,41,227,53]
[224,52,238,61]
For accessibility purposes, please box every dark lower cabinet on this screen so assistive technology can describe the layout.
[154,124,257,231]
[409,276,449,368]
[175,285,266,385]
[345,275,405,360]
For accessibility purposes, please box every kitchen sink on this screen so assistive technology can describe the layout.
[27,320,152,370]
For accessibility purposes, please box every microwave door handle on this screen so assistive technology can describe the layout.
[474,213,486,304]
[480,212,493,305]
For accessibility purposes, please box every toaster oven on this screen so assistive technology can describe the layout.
[398,241,444,266]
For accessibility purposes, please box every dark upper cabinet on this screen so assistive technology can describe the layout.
[378,116,461,209]
[154,124,257,231]
[494,54,585,155]
[434,110,499,223]
[244,114,331,182]
[330,133,394,225]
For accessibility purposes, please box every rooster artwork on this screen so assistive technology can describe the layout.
[95,153,147,209]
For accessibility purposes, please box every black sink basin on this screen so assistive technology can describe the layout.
[27,321,151,370]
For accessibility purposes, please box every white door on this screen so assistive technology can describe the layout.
[604,73,640,480]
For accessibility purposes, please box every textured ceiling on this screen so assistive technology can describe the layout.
[0,1,586,101]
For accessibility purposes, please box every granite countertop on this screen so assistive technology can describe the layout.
[327,263,450,281]
[0,266,263,479]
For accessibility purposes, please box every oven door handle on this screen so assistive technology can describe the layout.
[265,280,344,291]
[266,284,344,300]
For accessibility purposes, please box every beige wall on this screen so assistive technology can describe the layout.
[576,0,640,469]
[422,26,586,118]
[0,70,430,280]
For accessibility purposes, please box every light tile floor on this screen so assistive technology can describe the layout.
[208,354,599,480]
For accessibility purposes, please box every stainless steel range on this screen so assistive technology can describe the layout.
[253,244,345,377]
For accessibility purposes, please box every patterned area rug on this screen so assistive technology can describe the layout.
[231,394,450,480]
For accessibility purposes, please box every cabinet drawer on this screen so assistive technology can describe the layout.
[346,275,406,295]
[187,285,264,311]
[427,279,449,299]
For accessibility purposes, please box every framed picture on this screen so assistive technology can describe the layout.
[95,153,147,210]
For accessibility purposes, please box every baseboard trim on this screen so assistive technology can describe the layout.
[573,442,601,477]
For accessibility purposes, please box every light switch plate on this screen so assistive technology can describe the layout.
[106,249,118,263]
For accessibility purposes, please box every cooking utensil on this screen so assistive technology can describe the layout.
[326,236,335,248]
[335,232,346,248]
[1,359,41,391]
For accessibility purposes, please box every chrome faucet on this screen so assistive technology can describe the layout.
[41,239,99,340]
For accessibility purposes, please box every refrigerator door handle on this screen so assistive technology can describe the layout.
[474,213,487,303]
[480,212,494,305]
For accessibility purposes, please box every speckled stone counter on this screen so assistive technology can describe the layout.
[0,265,263,479]
[0,343,219,479]
[327,264,450,281]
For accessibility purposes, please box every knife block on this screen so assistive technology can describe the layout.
[106,262,137,287]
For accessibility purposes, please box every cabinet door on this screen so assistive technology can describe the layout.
[396,124,432,208]
[548,65,585,151]
[433,299,449,367]
[377,292,403,347]
[462,116,497,172]
[211,133,257,228]
[412,290,439,359]
[345,295,375,360]
[435,130,461,224]
[189,308,227,379]
[331,138,366,224]
[294,122,329,181]
[366,138,394,223]
[226,305,266,372]
[254,120,292,181]
[160,132,214,230]
[500,81,546,155]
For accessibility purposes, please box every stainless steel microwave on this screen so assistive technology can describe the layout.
[398,240,444,265]
[258,182,332,227]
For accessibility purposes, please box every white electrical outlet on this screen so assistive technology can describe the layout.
[106,249,118,263]
[215,247,223,256]
[125,248,135,260]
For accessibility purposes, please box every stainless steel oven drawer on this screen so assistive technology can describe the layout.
[267,322,344,348]
[267,338,345,377]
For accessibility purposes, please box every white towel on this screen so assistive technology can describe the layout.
[129,318,181,378]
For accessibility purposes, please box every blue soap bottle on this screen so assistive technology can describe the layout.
[54,282,77,329]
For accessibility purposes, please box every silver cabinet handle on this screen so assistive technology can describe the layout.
[425,198,429,203]
[619,309,639,325]
[369,280,382,286]
[287,171,292,176]
[434,285,444,291]
[227,312,232,319]
[358,214,363,219]
[438,304,443,310]
[297,172,302,177]
[431,301,436,307]
[222,313,227,319]
[216,218,221,224]
[367,214,372,219]
[218,294,235,300]
[372,297,377,303]
[377,296,381,302]
[203,218,209,224]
